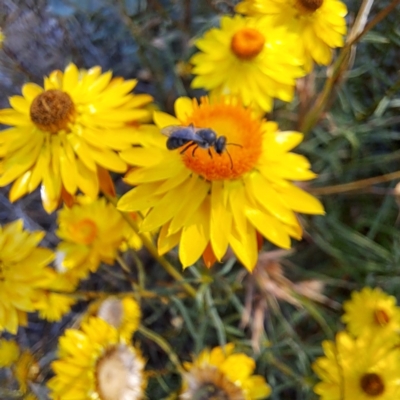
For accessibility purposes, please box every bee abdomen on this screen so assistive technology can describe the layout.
[166,137,190,150]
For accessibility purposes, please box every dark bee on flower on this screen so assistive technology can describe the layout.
[161,124,241,168]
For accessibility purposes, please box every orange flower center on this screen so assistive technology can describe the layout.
[360,373,385,396]
[30,89,76,133]
[373,309,390,326]
[296,0,324,13]
[69,219,98,245]
[179,98,263,181]
[231,28,265,60]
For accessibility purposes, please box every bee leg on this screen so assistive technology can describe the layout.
[192,145,199,157]
[208,149,213,159]
[180,142,196,155]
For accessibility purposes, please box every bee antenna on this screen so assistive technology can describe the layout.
[227,142,243,148]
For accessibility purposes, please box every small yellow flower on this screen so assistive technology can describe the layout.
[342,287,400,339]
[56,197,129,279]
[236,0,347,71]
[13,349,40,393]
[118,96,324,271]
[85,296,142,342]
[47,316,147,400]
[0,338,20,367]
[0,220,56,333]
[190,15,305,111]
[181,343,271,399]
[0,63,155,213]
[313,331,400,399]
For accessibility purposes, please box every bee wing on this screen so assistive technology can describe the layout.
[160,125,182,137]
[161,125,199,141]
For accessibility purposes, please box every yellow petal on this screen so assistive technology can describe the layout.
[263,131,304,155]
[179,196,210,268]
[210,181,232,261]
[67,135,97,171]
[22,83,43,102]
[119,147,165,167]
[168,175,209,235]
[220,354,255,381]
[243,375,272,399]
[0,109,31,127]
[154,167,191,195]
[60,145,78,194]
[9,96,30,115]
[246,208,291,249]
[227,182,247,234]
[9,171,31,202]
[76,159,99,198]
[174,97,194,122]
[245,173,298,227]
[88,146,127,173]
[228,208,258,272]
[141,179,195,232]
[41,177,61,214]
[62,63,79,91]
[117,183,162,212]
[153,111,180,129]
[28,145,49,193]
[158,223,181,255]
[0,137,43,186]
[276,182,325,215]
[124,157,183,184]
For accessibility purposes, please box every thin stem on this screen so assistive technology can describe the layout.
[266,353,312,387]
[116,255,132,274]
[310,170,400,195]
[348,0,400,46]
[104,193,197,298]
[300,0,400,135]
[138,324,184,373]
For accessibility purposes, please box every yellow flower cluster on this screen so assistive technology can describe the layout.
[313,287,400,399]
[0,0,348,297]
[0,220,76,334]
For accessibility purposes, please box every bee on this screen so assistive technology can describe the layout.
[161,124,241,168]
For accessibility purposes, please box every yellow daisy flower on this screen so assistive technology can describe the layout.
[118,96,324,271]
[190,15,305,112]
[56,197,129,279]
[13,349,40,394]
[0,63,154,213]
[0,220,56,334]
[342,287,400,339]
[313,331,400,400]
[47,316,147,400]
[85,296,142,342]
[0,338,20,367]
[235,0,348,71]
[181,343,271,399]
